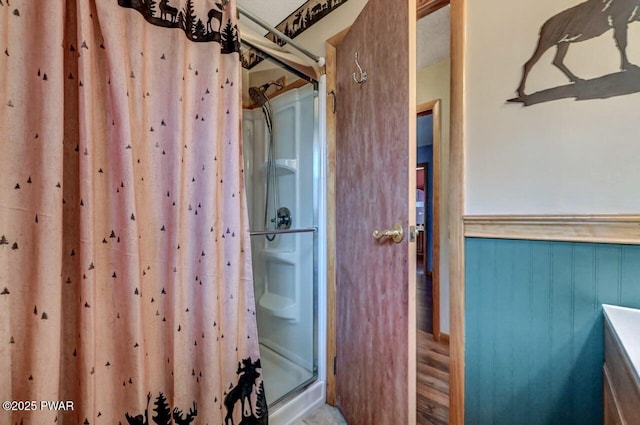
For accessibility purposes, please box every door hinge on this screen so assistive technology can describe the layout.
[333,356,337,376]
[328,90,336,114]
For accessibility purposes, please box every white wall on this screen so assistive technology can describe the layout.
[465,0,640,215]
[418,60,450,334]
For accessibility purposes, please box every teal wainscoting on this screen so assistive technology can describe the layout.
[465,238,640,425]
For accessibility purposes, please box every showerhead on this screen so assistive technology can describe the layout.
[261,80,284,91]
[248,81,284,107]
[249,86,268,107]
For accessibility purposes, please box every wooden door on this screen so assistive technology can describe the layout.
[334,0,416,423]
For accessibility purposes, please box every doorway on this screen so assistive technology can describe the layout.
[322,0,466,423]
[416,102,440,339]
[415,100,449,425]
[415,2,451,424]
[324,0,417,422]
[416,159,433,335]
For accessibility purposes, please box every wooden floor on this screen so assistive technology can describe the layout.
[416,261,449,425]
[416,263,433,333]
[417,331,450,424]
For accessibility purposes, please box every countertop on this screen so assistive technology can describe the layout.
[603,304,640,384]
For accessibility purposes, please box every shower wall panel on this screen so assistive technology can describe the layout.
[242,84,317,380]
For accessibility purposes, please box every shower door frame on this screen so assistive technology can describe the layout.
[243,77,328,413]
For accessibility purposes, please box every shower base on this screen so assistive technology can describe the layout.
[260,343,314,405]
[260,343,325,425]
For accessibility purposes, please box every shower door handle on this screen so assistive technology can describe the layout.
[372,224,404,243]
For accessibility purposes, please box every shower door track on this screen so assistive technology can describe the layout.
[249,227,318,237]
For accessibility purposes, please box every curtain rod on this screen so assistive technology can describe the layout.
[240,40,318,83]
[237,5,326,68]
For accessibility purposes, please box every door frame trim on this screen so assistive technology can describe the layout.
[449,0,466,424]
[417,99,442,341]
[324,27,348,407]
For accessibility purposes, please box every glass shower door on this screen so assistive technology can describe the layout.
[242,83,319,407]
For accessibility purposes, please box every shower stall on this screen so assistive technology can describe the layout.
[237,7,327,422]
[242,76,327,422]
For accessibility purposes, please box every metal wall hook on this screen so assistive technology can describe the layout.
[352,52,368,84]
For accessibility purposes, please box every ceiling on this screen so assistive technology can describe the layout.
[236,0,450,71]
[417,5,450,69]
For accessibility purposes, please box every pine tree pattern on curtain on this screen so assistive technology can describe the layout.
[0,0,267,424]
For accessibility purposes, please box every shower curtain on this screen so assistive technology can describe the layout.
[0,1,266,424]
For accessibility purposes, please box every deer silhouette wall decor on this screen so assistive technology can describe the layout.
[509,0,640,105]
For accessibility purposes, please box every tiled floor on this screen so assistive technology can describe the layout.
[292,404,348,425]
